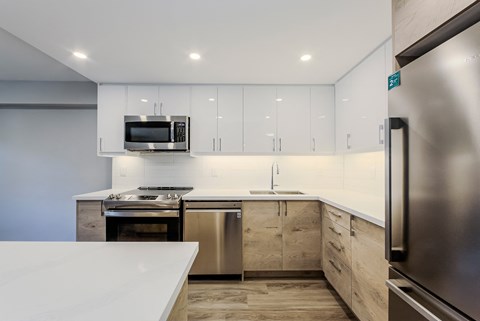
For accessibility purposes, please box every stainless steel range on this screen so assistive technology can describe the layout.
[104,187,193,242]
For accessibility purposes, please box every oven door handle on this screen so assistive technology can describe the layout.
[104,210,179,218]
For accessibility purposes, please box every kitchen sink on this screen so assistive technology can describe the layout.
[249,190,276,195]
[249,190,304,195]
[274,190,305,195]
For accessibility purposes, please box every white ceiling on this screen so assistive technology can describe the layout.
[0,0,391,84]
[0,28,89,81]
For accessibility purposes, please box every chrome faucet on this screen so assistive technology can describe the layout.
[271,161,280,190]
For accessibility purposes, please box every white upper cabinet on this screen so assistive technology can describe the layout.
[190,86,218,153]
[276,86,310,153]
[158,86,191,116]
[335,40,390,153]
[126,85,159,115]
[310,86,335,154]
[97,84,127,155]
[217,86,243,153]
[244,86,277,153]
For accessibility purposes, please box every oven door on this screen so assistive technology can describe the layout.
[105,210,181,242]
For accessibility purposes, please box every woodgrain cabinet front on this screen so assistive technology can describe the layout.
[76,201,105,241]
[351,216,389,321]
[243,201,321,272]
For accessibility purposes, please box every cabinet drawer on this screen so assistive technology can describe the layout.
[323,204,351,230]
[323,218,351,268]
[324,246,352,308]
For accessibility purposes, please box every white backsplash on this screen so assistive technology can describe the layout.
[112,151,385,198]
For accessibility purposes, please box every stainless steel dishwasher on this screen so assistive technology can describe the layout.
[183,201,242,275]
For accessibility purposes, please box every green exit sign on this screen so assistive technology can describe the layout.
[388,71,401,91]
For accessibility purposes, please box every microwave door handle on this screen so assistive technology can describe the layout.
[171,121,175,143]
[386,117,408,262]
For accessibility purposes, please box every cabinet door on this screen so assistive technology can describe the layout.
[126,85,159,115]
[243,201,283,271]
[335,73,354,153]
[310,86,335,153]
[244,86,277,153]
[190,86,218,153]
[276,86,310,153]
[282,201,322,270]
[76,201,105,241]
[97,84,126,154]
[350,45,386,151]
[351,217,389,321]
[217,86,243,153]
[159,86,190,116]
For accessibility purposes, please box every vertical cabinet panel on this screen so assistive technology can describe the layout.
[282,201,322,270]
[190,86,218,153]
[335,73,354,153]
[351,217,389,321]
[276,86,310,153]
[217,86,243,153]
[243,201,283,271]
[159,86,191,116]
[310,86,335,153]
[244,86,277,153]
[126,85,159,115]
[97,84,126,154]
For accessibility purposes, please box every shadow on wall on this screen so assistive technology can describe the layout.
[0,108,111,241]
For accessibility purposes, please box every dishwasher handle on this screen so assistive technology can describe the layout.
[185,209,242,214]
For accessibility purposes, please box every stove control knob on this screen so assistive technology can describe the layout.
[173,193,179,199]
[115,194,122,200]
[167,193,172,199]
[108,194,115,199]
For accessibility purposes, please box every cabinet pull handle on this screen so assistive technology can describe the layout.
[329,259,342,273]
[328,210,342,218]
[273,138,276,152]
[278,202,281,216]
[219,138,222,152]
[284,201,287,217]
[312,138,316,152]
[279,138,282,152]
[329,241,342,252]
[347,133,351,149]
[160,102,163,115]
[328,226,341,235]
[379,124,384,144]
[99,137,103,152]
[212,138,216,151]
[154,102,157,115]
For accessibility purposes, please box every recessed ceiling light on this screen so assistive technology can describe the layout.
[73,51,88,59]
[189,53,201,60]
[140,99,148,103]
[342,98,350,102]
[208,98,215,101]
[265,116,271,119]
[276,98,283,102]
[300,54,312,62]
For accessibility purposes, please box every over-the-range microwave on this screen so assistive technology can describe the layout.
[124,115,190,152]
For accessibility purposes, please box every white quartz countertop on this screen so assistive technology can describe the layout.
[0,242,198,321]
[183,189,385,227]
[73,188,385,227]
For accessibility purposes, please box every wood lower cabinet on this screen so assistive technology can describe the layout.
[167,279,188,321]
[243,201,321,271]
[243,201,283,271]
[351,216,389,321]
[322,205,352,307]
[76,201,105,241]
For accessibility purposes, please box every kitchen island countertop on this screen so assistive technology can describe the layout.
[0,242,198,321]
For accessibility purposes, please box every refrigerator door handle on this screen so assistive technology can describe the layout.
[386,279,471,321]
[386,117,408,262]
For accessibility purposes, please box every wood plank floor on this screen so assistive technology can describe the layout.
[188,279,357,321]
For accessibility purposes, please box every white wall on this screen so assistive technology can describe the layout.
[112,151,385,198]
[0,108,111,241]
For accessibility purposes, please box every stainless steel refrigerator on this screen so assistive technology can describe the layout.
[386,21,480,321]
